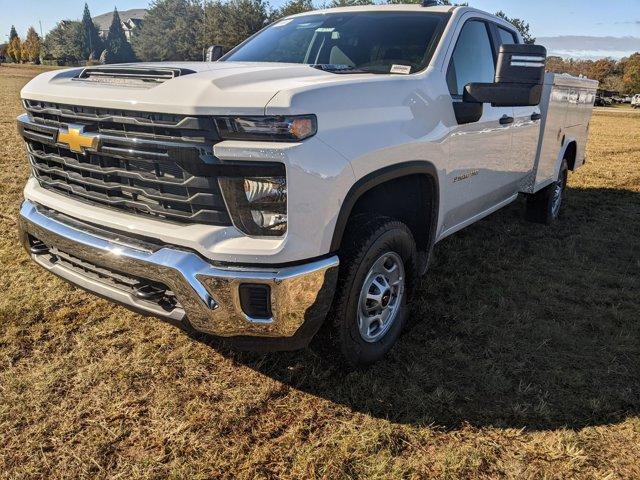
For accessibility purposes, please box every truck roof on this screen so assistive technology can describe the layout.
[285,5,505,23]
[286,4,458,17]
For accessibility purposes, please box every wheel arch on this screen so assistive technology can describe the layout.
[563,139,578,170]
[330,161,440,254]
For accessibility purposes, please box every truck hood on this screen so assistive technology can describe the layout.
[20,62,366,116]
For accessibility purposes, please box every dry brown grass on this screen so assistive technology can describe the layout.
[1,65,639,479]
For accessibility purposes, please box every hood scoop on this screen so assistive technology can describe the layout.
[74,66,195,86]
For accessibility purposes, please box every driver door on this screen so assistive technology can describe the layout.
[443,19,515,234]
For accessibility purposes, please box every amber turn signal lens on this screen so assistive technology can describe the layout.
[289,117,315,140]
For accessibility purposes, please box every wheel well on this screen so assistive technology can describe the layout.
[341,174,436,252]
[564,141,577,170]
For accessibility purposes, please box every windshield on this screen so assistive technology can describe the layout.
[223,12,447,74]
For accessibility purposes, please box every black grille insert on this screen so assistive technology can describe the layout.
[239,284,272,320]
[21,102,233,225]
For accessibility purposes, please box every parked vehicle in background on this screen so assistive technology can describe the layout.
[632,94,640,108]
[595,95,612,107]
[17,5,598,366]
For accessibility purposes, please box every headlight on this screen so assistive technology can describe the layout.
[214,115,317,141]
[219,175,287,237]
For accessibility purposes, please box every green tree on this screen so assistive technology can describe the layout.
[6,26,20,62]
[203,0,231,49]
[588,58,616,85]
[7,36,22,63]
[622,53,640,94]
[385,0,467,5]
[271,0,314,20]
[43,21,85,64]
[601,74,624,93]
[204,0,268,51]
[495,11,535,44]
[132,0,204,61]
[81,3,104,60]
[330,0,374,7]
[22,26,42,63]
[104,8,137,63]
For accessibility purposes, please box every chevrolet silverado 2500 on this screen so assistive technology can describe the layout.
[17,5,598,365]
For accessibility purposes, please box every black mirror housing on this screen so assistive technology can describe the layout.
[496,44,546,84]
[206,45,224,62]
[464,44,547,107]
[464,83,544,107]
[453,101,484,125]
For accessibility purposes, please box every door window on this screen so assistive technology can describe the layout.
[497,27,518,46]
[446,20,495,96]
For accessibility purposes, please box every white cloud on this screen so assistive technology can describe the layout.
[546,49,637,60]
[537,36,640,60]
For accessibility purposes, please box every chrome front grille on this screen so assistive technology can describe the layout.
[19,101,232,225]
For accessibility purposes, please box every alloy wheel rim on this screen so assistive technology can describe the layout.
[357,252,405,343]
[551,174,565,217]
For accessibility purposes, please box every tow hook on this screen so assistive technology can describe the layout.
[29,239,49,255]
[134,283,167,301]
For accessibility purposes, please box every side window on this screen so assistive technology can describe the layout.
[446,20,495,96]
[497,27,518,46]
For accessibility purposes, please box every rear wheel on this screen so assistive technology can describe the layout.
[526,159,569,224]
[328,216,417,367]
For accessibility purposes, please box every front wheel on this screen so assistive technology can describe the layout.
[328,217,417,367]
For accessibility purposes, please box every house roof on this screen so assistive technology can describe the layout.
[93,9,147,31]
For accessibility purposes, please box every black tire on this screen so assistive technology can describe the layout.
[526,159,569,224]
[328,216,417,367]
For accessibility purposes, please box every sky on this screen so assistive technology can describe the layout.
[2,0,639,59]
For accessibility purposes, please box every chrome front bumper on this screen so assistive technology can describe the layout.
[18,200,339,342]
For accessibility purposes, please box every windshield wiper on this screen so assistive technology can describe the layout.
[310,64,372,74]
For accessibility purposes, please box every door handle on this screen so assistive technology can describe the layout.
[531,112,542,121]
[499,115,514,125]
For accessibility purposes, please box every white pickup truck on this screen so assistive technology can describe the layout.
[17,5,597,365]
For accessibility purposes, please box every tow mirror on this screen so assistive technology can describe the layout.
[206,45,224,62]
[464,44,547,107]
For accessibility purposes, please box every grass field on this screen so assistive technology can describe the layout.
[1,65,639,479]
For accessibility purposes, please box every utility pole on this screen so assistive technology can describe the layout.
[202,0,207,61]
[88,20,92,59]
[38,20,43,38]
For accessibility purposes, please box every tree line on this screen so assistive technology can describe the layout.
[131,0,537,62]
[1,25,42,63]
[1,0,532,66]
[43,4,136,64]
[1,4,135,65]
[546,55,640,94]
[6,0,638,94]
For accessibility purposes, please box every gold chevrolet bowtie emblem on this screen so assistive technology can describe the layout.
[57,124,99,153]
